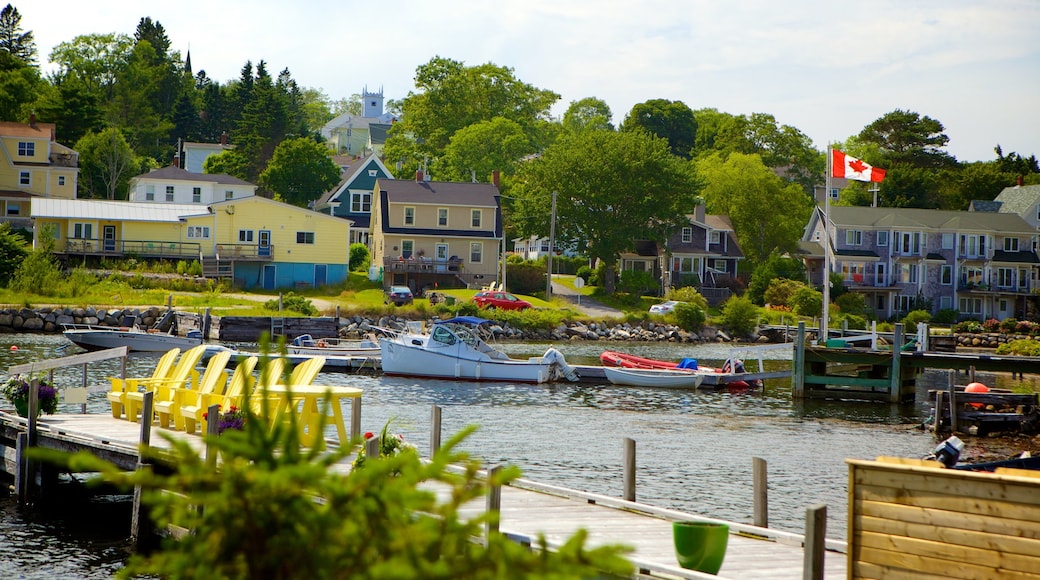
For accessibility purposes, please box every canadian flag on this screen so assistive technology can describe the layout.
[832,149,886,182]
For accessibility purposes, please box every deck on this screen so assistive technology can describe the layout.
[2,411,846,579]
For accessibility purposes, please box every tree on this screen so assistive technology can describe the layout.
[747,251,806,305]
[857,109,956,168]
[0,3,35,65]
[33,78,103,144]
[434,117,532,182]
[0,48,38,120]
[75,128,139,199]
[203,148,250,180]
[234,60,289,181]
[620,99,697,159]
[696,152,812,266]
[258,137,340,207]
[512,130,697,293]
[562,97,614,133]
[48,33,134,102]
[0,221,28,286]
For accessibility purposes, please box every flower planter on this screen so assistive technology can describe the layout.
[14,399,33,418]
[672,520,729,574]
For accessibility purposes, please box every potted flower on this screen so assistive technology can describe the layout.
[3,376,59,418]
[202,406,247,435]
[353,418,417,469]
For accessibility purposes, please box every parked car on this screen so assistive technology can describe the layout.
[385,285,414,306]
[649,300,682,315]
[472,291,532,310]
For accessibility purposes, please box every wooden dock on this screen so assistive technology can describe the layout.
[2,408,846,579]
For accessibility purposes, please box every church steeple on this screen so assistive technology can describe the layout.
[362,85,384,118]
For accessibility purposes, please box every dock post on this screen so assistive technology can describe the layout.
[753,457,768,528]
[948,371,958,434]
[889,323,903,403]
[968,365,976,384]
[803,504,827,580]
[623,437,636,502]
[132,393,155,547]
[933,391,945,434]
[486,465,502,536]
[205,404,220,468]
[14,432,28,503]
[793,322,806,399]
[430,404,442,455]
[203,307,212,339]
[351,397,362,439]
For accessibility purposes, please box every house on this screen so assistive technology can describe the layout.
[311,154,394,245]
[128,166,257,205]
[179,138,232,173]
[662,205,744,303]
[370,171,502,292]
[31,196,351,290]
[320,87,399,157]
[800,205,1039,320]
[0,116,79,228]
[511,235,580,261]
[988,182,1040,230]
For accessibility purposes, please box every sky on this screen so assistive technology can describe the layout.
[24,0,1040,163]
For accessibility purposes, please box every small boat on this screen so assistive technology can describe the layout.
[201,344,379,373]
[602,366,704,388]
[63,324,204,353]
[599,350,764,389]
[287,334,381,357]
[377,316,579,383]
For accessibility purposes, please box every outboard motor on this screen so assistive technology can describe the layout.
[542,347,579,382]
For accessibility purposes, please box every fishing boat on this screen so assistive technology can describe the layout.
[378,316,579,383]
[287,334,381,357]
[602,366,704,388]
[599,350,765,388]
[62,324,204,353]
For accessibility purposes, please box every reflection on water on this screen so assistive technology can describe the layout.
[0,334,953,576]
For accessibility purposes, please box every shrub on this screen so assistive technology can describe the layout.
[505,262,545,295]
[996,339,1040,356]
[0,222,29,286]
[1016,320,1039,335]
[617,269,659,297]
[349,243,370,272]
[721,295,759,337]
[932,308,959,324]
[982,318,1001,333]
[575,265,592,283]
[747,251,805,304]
[664,286,708,311]
[674,302,706,331]
[953,319,983,333]
[763,278,807,308]
[902,309,932,332]
[836,313,867,330]
[589,261,607,287]
[999,318,1019,333]
[834,292,866,317]
[789,286,823,317]
[265,292,319,316]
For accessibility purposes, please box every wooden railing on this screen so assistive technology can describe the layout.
[63,239,202,259]
[216,244,274,260]
[382,256,463,273]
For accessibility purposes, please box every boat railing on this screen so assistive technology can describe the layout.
[61,322,140,332]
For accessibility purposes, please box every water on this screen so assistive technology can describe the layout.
[1,334,950,576]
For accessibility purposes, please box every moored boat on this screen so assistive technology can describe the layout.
[378,316,579,383]
[62,324,204,353]
[602,366,704,388]
[287,334,381,357]
[600,350,764,389]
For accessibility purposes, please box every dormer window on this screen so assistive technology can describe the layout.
[1005,237,1020,252]
[681,227,692,243]
[709,231,721,245]
[17,142,34,157]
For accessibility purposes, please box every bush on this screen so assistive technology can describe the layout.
[589,261,607,287]
[575,265,592,283]
[789,286,823,317]
[349,243,371,272]
[953,319,983,333]
[982,318,1001,333]
[836,313,867,330]
[834,292,866,317]
[902,309,932,332]
[721,295,759,337]
[763,278,807,308]
[996,339,1040,356]
[265,292,319,316]
[505,262,545,295]
[999,318,1019,333]
[1016,320,1039,335]
[747,251,805,304]
[932,308,959,324]
[664,286,708,311]
[617,269,659,297]
[674,302,706,331]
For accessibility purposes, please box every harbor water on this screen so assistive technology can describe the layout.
[2,334,959,578]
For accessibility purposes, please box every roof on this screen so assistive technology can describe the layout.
[823,206,1036,235]
[31,199,203,222]
[313,154,394,209]
[0,121,56,140]
[704,214,735,231]
[379,179,499,207]
[969,200,1003,212]
[797,240,824,257]
[134,166,255,187]
[992,250,1040,264]
[994,184,1040,216]
[835,249,879,258]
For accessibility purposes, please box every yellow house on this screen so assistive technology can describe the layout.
[0,118,79,227]
[31,196,351,290]
[370,172,502,291]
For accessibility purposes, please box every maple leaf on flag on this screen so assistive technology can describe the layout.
[848,159,868,173]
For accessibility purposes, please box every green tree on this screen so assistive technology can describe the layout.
[75,128,139,199]
[512,130,697,293]
[234,60,289,181]
[0,3,35,65]
[0,221,28,286]
[48,33,134,102]
[300,86,334,135]
[259,137,340,207]
[434,116,532,182]
[721,295,759,337]
[33,78,103,144]
[10,225,59,294]
[748,251,806,305]
[696,152,812,267]
[858,109,956,168]
[203,148,250,180]
[562,97,614,133]
[0,49,38,120]
[620,99,697,159]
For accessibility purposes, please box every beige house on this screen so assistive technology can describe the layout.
[0,117,78,227]
[370,172,502,291]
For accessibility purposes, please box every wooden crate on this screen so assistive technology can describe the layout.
[847,457,1040,579]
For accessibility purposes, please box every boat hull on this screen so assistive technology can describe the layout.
[379,338,552,383]
[603,367,704,388]
[63,328,203,353]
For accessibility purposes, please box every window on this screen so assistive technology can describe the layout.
[17,141,34,157]
[470,242,482,263]
[829,188,839,199]
[709,231,721,245]
[671,256,700,273]
[225,190,234,200]
[959,297,983,315]
[941,265,953,285]
[997,267,1014,288]
[351,192,372,213]
[896,231,924,255]
[1019,268,1029,289]
[959,234,986,258]
[296,232,315,244]
[437,208,448,227]
[58,176,66,186]
[471,209,482,228]
[404,207,415,225]
[941,233,954,250]
[877,231,889,247]
[875,262,886,286]
[401,240,414,258]
[238,230,254,242]
[165,186,175,202]
[898,263,918,284]
[841,262,865,281]
[19,171,30,186]
[1004,237,1020,252]
[73,223,93,239]
[681,227,692,243]
[187,226,210,239]
[940,296,952,310]
[960,266,984,286]
[6,202,19,216]
[540,239,550,252]
[845,230,862,246]
[368,169,377,177]
[710,259,727,271]
[146,185,155,201]
[896,295,914,312]
[876,295,886,310]
[192,187,202,203]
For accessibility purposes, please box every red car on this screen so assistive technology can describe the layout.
[472,291,532,310]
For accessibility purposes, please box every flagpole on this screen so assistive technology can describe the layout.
[822,146,832,343]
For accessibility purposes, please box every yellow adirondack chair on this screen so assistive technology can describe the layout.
[106,348,180,419]
[156,350,231,430]
[124,345,207,423]
[284,356,325,387]
[182,355,258,435]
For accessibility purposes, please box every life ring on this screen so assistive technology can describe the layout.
[317,340,327,348]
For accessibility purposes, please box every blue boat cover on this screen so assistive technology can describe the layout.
[436,316,491,326]
[677,358,698,370]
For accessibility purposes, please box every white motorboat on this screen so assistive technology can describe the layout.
[602,366,704,389]
[62,324,204,353]
[287,334,381,357]
[377,316,579,383]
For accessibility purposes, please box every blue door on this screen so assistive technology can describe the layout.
[314,264,327,287]
[259,230,271,257]
[262,265,276,290]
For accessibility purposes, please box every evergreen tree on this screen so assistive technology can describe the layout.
[0,4,35,65]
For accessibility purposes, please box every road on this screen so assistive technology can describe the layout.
[549,277,623,318]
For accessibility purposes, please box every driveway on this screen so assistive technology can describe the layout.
[550,277,623,319]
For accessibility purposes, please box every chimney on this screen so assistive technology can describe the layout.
[173,153,180,168]
[492,170,500,188]
[695,203,706,223]
[220,131,227,146]
[1018,175,1025,187]
[29,112,36,128]
[415,170,424,182]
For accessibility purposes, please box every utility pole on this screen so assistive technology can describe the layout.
[545,191,557,299]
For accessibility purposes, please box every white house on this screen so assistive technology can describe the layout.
[320,87,398,157]
[128,166,257,205]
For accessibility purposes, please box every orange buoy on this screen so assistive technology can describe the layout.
[965,382,989,393]
[9,345,17,351]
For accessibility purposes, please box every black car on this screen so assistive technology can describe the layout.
[384,285,414,306]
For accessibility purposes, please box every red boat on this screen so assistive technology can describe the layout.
[599,350,762,388]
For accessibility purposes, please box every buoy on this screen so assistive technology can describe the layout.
[9,345,17,351]
[965,382,989,393]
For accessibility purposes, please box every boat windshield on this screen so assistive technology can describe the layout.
[452,325,480,347]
